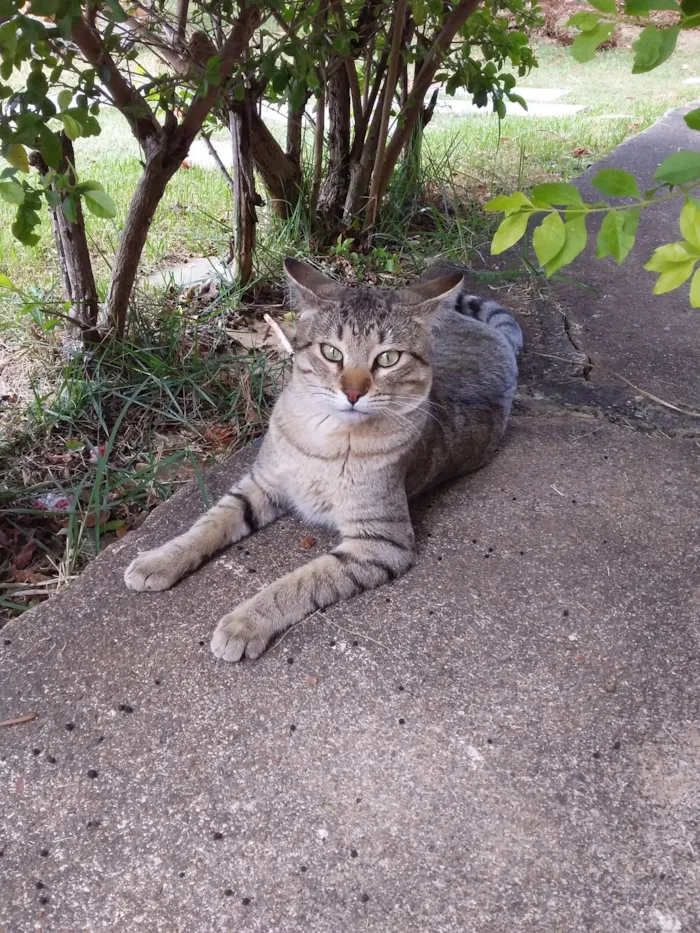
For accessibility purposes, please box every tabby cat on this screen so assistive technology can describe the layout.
[124,259,522,661]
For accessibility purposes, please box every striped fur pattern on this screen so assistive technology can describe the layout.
[124,259,521,662]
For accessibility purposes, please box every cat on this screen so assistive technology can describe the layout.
[124,258,522,662]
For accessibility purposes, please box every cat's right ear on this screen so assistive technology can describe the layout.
[284,258,344,318]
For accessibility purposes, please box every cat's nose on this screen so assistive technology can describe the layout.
[344,388,366,405]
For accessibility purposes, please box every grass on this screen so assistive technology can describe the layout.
[1,35,697,620]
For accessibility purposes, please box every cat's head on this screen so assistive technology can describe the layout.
[284,258,463,421]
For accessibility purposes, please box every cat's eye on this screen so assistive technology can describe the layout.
[375,349,401,368]
[320,343,343,362]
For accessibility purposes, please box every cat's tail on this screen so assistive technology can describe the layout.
[419,262,523,357]
[455,293,523,357]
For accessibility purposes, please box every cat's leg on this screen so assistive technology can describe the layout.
[211,502,415,662]
[124,471,287,592]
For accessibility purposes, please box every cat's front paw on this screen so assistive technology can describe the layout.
[211,607,268,662]
[124,547,183,592]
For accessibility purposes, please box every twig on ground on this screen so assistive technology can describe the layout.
[611,371,700,419]
[263,313,294,356]
[0,712,39,728]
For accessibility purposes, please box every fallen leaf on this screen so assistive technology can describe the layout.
[15,539,37,570]
[116,524,128,539]
[572,146,591,157]
[299,536,317,549]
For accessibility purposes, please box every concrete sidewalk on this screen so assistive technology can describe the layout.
[2,110,700,933]
[2,417,698,932]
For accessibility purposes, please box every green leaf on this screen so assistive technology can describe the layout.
[39,127,62,169]
[644,241,699,271]
[571,24,615,63]
[57,89,72,112]
[596,209,639,264]
[681,0,700,13]
[626,0,680,10]
[28,0,60,13]
[566,12,600,29]
[0,179,24,206]
[103,0,129,22]
[680,200,700,248]
[654,150,700,185]
[0,273,14,288]
[531,182,583,206]
[690,268,700,307]
[484,192,533,215]
[588,0,616,11]
[544,214,588,276]
[491,211,530,255]
[591,169,641,199]
[533,212,567,266]
[61,193,77,224]
[11,204,41,245]
[632,25,679,74]
[5,143,29,173]
[652,260,696,294]
[683,107,700,131]
[61,113,81,140]
[82,187,117,219]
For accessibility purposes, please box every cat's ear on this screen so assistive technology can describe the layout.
[284,258,344,317]
[395,273,464,319]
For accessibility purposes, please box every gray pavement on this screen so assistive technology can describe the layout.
[2,111,700,933]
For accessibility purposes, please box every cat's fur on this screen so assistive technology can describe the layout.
[124,259,521,661]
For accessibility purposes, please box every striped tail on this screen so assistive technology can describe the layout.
[454,292,523,357]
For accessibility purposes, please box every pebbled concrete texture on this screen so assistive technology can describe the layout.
[1,416,699,932]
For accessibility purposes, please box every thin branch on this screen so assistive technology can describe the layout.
[310,85,325,214]
[374,0,482,215]
[180,6,261,141]
[201,132,235,191]
[366,0,408,230]
[176,0,189,42]
[70,14,162,148]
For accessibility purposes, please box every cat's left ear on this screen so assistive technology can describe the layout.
[395,273,464,320]
[284,258,345,318]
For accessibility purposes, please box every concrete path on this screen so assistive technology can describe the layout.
[2,112,700,933]
[551,105,700,420]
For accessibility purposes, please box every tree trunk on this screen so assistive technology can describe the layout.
[105,144,184,337]
[310,87,325,215]
[30,135,99,340]
[316,62,351,230]
[249,109,303,219]
[228,101,260,285]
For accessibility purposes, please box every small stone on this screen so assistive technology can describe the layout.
[40,849,49,858]
[299,536,317,549]
[307,675,318,686]
[87,769,99,779]
[212,831,224,841]
[604,680,617,694]
[118,704,134,714]
[242,897,251,906]
[361,893,370,903]
[350,849,358,858]
[65,723,75,731]
[224,888,233,897]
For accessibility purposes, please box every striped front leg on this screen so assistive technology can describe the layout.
[210,508,415,662]
[124,471,286,592]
